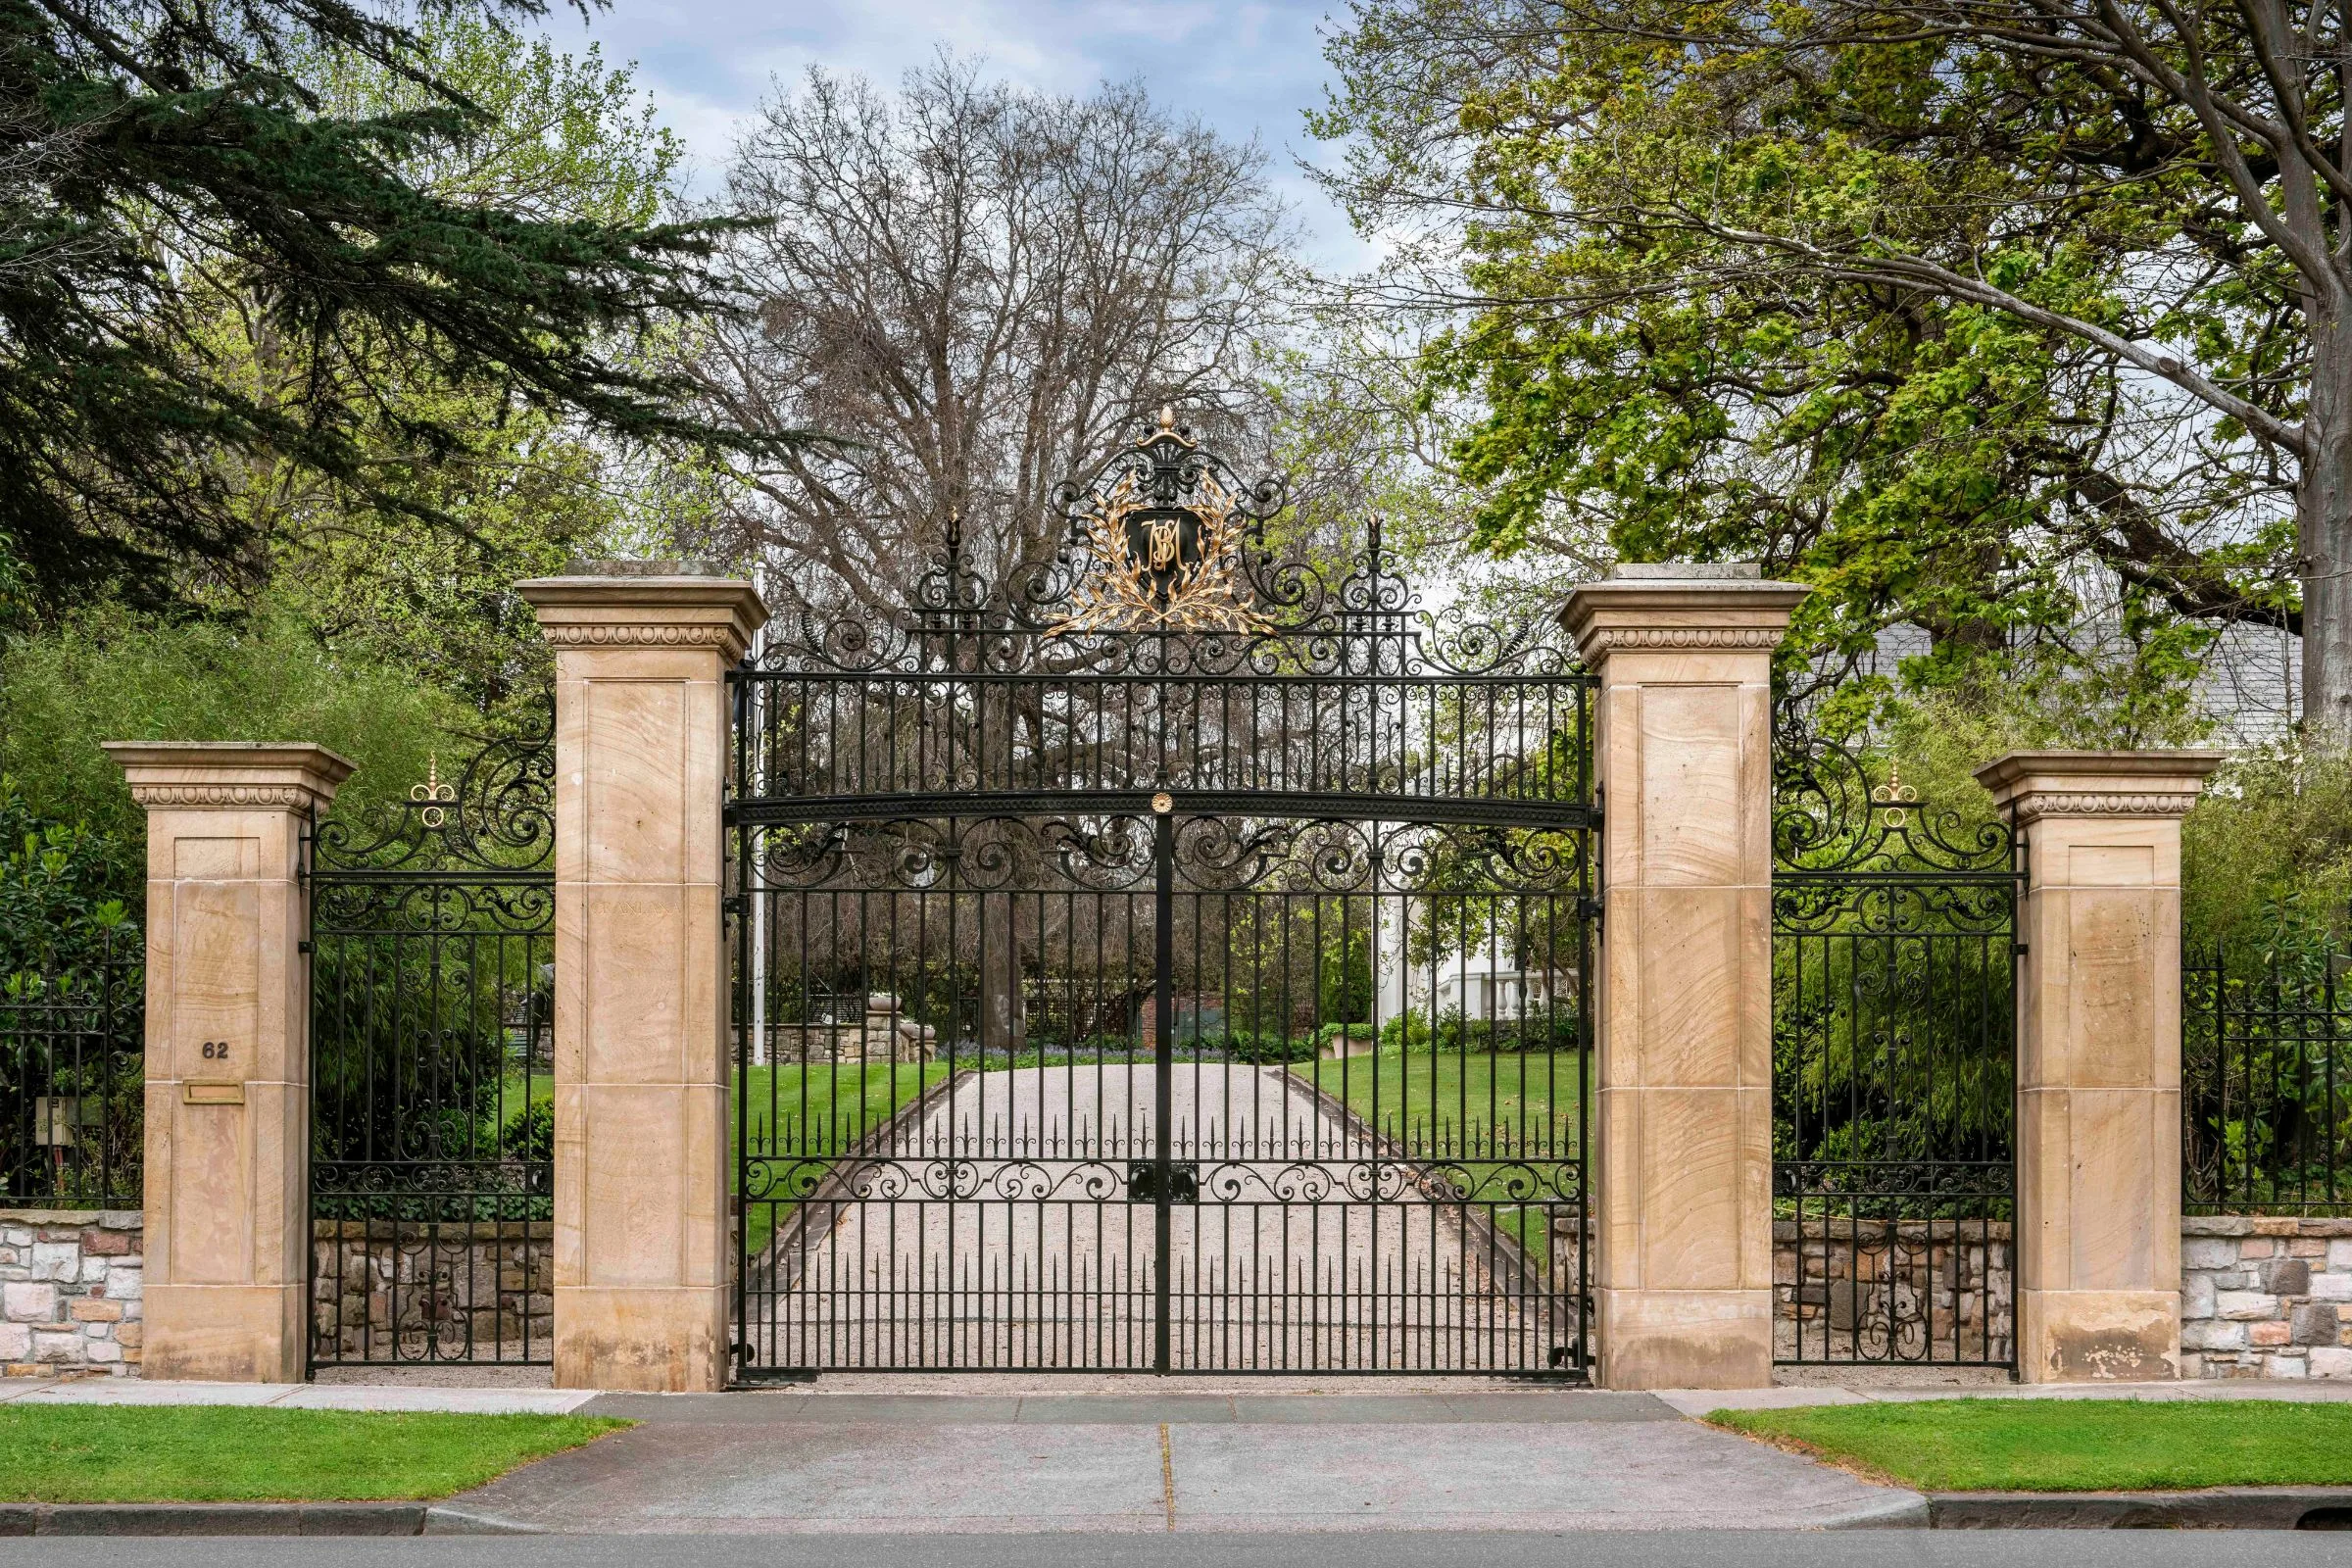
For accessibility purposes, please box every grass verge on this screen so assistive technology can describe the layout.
[1708,1398,2352,1492]
[0,1407,626,1503]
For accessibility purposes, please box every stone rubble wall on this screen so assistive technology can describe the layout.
[0,1209,141,1376]
[2180,1216,2352,1380]
[310,1222,552,1362]
[1772,1219,2015,1363]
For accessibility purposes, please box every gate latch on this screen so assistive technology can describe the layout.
[1128,1161,1199,1203]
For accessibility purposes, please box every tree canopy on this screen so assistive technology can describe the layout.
[1314,0,2328,735]
[0,0,786,612]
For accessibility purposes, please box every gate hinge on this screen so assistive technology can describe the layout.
[721,894,747,916]
[297,940,313,955]
[1128,1161,1199,1203]
[1577,895,1604,931]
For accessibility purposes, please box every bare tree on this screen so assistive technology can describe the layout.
[683,56,1293,612]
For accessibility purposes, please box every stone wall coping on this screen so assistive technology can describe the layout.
[312,1220,551,1242]
[101,742,355,811]
[0,1209,140,1228]
[2185,1215,2352,1237]
[1773,1218,2012,1241]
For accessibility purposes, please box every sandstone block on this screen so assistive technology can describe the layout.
[2217,1291,2279,1320]
[2242,1238,2281,1259]
[2292,1238,2330,1258]
[28,1330,77,1362]
[2293,1302,2340,1346]
[2181,1319,2247,1350]
[67,1298,120,1324]
[80,1230,129,1257]
[83,1340,121,1364]
[0,1325,28,1361]
[115,1321,140,1348]
[2260,1258,2312,1296]
[2,1283,55,1322]
[2250,1320,2292,1346]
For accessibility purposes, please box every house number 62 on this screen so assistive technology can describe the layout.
[200,1041,231,1060]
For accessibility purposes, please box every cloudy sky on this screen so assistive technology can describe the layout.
[555,0,1370,268]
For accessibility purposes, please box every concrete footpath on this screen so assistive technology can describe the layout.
[444,1387,1924,1533]
[11,1374,2352,1535]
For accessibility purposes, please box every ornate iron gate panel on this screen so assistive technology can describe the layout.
[305,729,555,1369]
[1771,739,2021,1370]
[730,417,1595,1378]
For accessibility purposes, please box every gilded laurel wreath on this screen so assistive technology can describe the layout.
[1047,466,1269,636]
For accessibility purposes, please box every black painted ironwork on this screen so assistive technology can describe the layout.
[0,928,143,1209]
[305,726,556,1369]
[729,414,1596,1378]
[2185,918,2352,1215]
[1772,734,2021,1371]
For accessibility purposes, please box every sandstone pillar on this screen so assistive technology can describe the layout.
[516,565,766,1392]
[1562,564,1807,1390]
[1974,752,2223,1382]
[103,743,353,1381]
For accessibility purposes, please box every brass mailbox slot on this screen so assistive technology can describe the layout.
[183,1082,245,1105]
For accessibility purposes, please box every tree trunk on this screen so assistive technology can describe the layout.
[2302,305,2352,742]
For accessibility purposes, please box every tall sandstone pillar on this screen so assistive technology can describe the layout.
[1562,564,1806,1390]
[104,743,353,1381]
[518,565,767,1392]
[1975,752,2222,1382]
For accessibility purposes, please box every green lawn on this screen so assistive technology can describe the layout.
[1708,1398,2352,1492]
[0,1407,623,1502]
[1293,1049,1584,1261]
[735,1060,951,1257]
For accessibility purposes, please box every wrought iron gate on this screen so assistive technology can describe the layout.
[305,729,556,1369]
[1771,737,2021,1370]
[729,417,1596,1378]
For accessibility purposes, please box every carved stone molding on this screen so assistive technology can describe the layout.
[125,784,315,809]
[2007,790,2204,824]
[540,623,741,649]
[1575,626,1788,656]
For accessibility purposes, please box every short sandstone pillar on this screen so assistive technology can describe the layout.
[516,566,767,1392]
[103,743,354,1381]
[1562,564,1807,1390]
[1975,752,2223,1382]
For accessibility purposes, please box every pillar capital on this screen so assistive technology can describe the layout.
[101,742,354,815]
[1973,751,2226,824]
[1561,564,1810,666]
[516,565,768,662]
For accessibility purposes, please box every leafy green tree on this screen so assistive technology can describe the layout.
[1,0,789,612]
[1314,0,2313,727]
[0,602,470,854]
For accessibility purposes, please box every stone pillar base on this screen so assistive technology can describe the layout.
[142,1284,304,1383]
[2023,1289,2181,1383]
[552,1287,726,1392]
[1598,1289,1773,1390]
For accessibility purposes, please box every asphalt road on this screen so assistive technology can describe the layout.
[0,1533,2345,1568]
